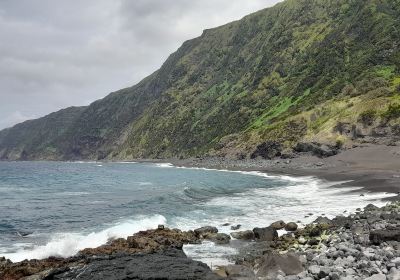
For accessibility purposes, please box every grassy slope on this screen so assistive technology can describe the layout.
[0,0,399,160]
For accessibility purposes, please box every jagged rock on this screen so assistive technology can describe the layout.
[194,226,218,238]
[250,141,282,159]
[253,227,278,241]
[285,222,298,232]
[51,249,222,280]
[256,252,303,279]
[270,220,286,230]
[293,142,338,158]
[231,230,255,240]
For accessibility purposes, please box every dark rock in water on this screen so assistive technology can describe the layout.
[370,228,400,245]
[15,230,33,237]
[231,230,255,240]
[270,220,286,230]
[365,204,380,212]
[253,227,278,241]
[204,233,231,244]
[294,142,338,158]
[158,224,165,230]
[223,264,255,279]
[285,222,298,232]
[222,223,230,226]
[194,226,218,238]
[51,249,222,280]
[256,252,303,278]
[250,141,282,159]
[231,224,241,230]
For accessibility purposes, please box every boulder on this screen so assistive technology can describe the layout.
[250,141,282,159]
[231,224,241,230]
[204,233,231,244]
[256,252,304,279]
[294,142,338,158]
[231,230,255,240]
[364,274,387,280]
[224,264,255,279]
[253,227,278,241]
[270,220,286,230]
[194,226,218,238]
[370,228,400,245]
[285,222,298,232]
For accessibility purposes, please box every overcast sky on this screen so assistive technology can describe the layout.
[0,0,281,130]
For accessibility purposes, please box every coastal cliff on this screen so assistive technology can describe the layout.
[0,0,399,161]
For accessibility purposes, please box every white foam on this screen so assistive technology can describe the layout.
[154,163,174,168]
[3,215,166,262]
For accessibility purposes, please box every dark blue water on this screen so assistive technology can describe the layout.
[0,161,391,263]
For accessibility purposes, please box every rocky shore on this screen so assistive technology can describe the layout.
[1,201,400,280]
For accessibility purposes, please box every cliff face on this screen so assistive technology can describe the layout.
[1,0,400,160]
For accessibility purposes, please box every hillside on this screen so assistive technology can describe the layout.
[1,0,400,161]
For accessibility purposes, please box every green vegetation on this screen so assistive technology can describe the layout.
[0,0,400,160]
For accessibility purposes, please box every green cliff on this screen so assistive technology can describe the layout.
[1,0,400,160]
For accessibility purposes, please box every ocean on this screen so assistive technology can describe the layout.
[0,161,393,266]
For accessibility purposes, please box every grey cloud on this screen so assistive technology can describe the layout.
[0,0,281,129]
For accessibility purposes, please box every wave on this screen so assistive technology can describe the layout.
[3,215,166,262]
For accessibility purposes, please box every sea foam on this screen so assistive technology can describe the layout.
[3,215,166,262]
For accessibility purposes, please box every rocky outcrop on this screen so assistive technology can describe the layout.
[250,141,282,160]
[294,142,338,158]
[231,230,255,240]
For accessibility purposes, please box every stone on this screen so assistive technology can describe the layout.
[308,265,320,275]
[224,264,255,278]
[204,233,231,244]
[364,274,387,280]
[256,252,303,278]
[253,227,278,241]
[270,220,286,230]
[285,222,298,232]
[370,229,400,245]
[231,224,241,230]
[231,230,255,240]
[194,226,218,238]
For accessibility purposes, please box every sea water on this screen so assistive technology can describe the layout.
[0,161,394,265]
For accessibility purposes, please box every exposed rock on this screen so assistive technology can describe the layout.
[231,230,255,240]
[204,233,231,244]
[364,274,387,280]
[370,228,400,245]
[293,142,338,158]
[250,141,282,160]
[51,249,222,280]
[270,220,286,230]
[285,222,298,232]
[253,227,278,241]
[224,264,255,279]
[231,225,241,230]
[194,226,218,238]
[256,252,303,279]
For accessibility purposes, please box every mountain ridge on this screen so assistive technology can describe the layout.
[1,0,400,160]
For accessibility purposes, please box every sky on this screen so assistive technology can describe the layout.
[0,0,282,130]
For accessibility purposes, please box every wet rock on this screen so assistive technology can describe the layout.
[270,220,286,230]
[231,230,255,240]
[204,233,231,244]
[231,224,241,230]
[253,227,278,241]
[194,226,218,238]
[285,222,298,232]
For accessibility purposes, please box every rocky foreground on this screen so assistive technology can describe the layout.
[1,202,400,280]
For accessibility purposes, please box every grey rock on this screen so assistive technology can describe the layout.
[256,252,303,278]
[364,274,387,280]
[270,220,286,230]
[253,227,278,241]
[224,264,255,279]
[285,222,298,232]
[194,226,218,237]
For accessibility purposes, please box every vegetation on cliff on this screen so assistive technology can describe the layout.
[1,0,400,160]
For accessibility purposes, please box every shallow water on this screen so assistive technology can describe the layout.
[0,161,394,265]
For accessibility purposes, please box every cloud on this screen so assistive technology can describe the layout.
[0,0,281,129]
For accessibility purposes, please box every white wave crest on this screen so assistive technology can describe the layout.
[3,215,166,262]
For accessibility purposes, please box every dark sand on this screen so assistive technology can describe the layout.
[169,144,400,199]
